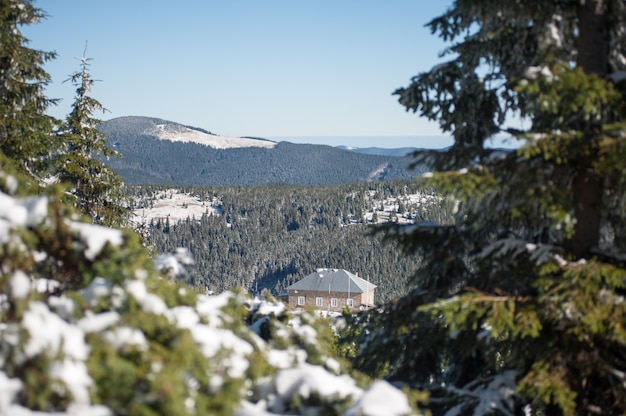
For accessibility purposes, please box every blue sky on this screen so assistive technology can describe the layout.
[25,1,455,148]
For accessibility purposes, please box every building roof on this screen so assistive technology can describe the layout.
[286,269,376,293]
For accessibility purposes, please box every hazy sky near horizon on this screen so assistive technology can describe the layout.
[25,1,455,148]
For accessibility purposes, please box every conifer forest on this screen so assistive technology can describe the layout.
[2,1,626,415]
[131,181,453,302]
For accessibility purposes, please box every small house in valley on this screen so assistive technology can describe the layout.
[286,268,376,313]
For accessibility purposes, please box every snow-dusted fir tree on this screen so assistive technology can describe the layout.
[0,0,58,176]
[349,1,626,415]
[56,46,127,227]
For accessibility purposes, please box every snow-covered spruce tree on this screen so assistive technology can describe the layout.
[349,1,626,415]
[0,0,58,177]
[0,161,420,415]
[56,48,128,227]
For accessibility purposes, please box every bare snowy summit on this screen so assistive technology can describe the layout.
[150,123,276,149]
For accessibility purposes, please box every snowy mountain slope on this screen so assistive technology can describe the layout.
[150,122,276,149]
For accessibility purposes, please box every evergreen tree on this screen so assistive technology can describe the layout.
[350,1,626,415]
[56,46,128,227]
[0,0,57,176]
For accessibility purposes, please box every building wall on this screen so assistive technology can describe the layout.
[362,290,375,307]
[288,289,373,313]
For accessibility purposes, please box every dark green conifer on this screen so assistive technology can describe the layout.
[0,0,58,176]
[56,46,128,227]
[350,1,626,414]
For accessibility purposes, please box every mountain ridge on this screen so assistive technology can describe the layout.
[337,146,419,157]
[100,116,428,186]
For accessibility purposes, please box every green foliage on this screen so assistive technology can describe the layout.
[55,48,128,227]
[349,1,626,415]
[516,65,623,132]
[0,0,58,176]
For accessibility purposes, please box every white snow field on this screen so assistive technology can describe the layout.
[151,123,276,149]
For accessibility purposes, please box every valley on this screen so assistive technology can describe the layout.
[102,116,446,305]
[129,179,454,304]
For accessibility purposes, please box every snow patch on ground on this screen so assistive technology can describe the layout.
[151,123,276,150]
[132,188,220,225]
[367,163,390,181]
[362,190,440,225]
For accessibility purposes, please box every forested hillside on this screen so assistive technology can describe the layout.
[131,180,454,303]
[100,116,426,186]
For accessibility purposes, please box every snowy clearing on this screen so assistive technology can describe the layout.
[132,188,220,225]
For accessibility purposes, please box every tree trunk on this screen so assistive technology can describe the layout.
[571,0,607,258]
[577,0,608,75]
[571,169,602,258]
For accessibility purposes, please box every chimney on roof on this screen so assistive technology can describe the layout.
[355,272,358,277]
